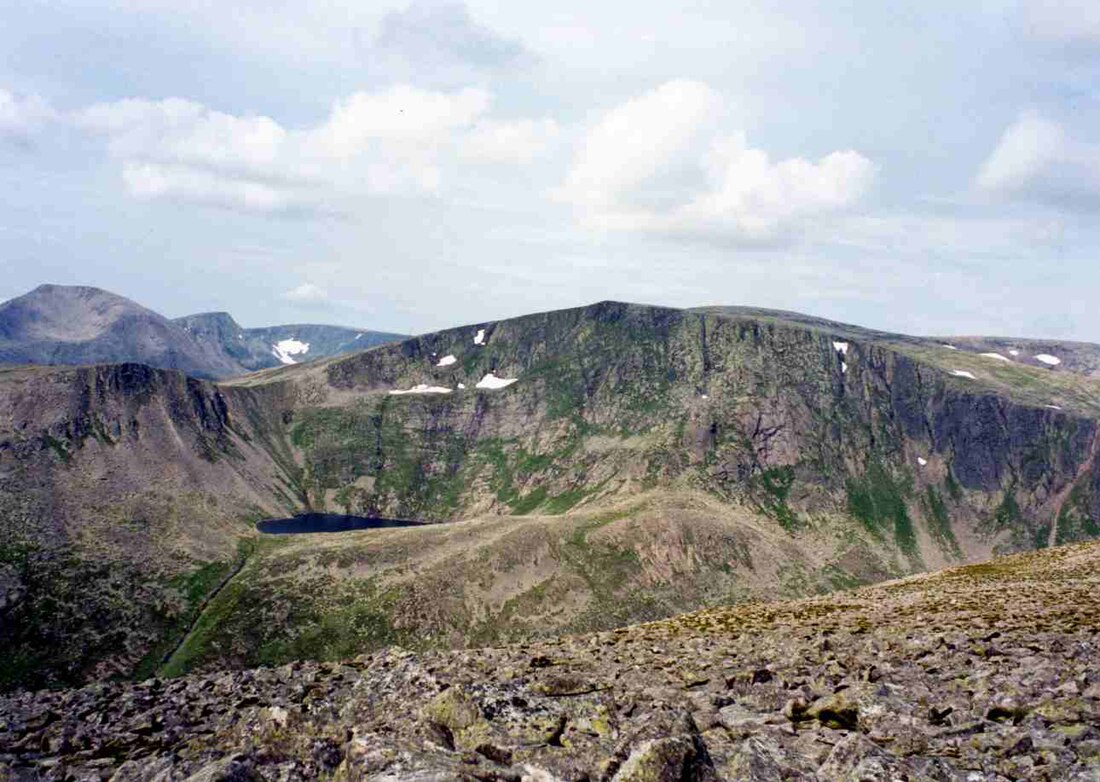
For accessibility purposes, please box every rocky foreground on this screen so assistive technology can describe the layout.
[4,542,1100,781]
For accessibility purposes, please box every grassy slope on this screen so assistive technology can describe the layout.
[892,342,1100,416]
[7,302,1100,689]
[163,489,928,676]
[158,304,1100,676]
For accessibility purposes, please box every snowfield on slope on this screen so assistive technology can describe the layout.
[272,338,309,365]
[389,384,452,395]
[476,372,517,389]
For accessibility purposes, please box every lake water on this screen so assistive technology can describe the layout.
[257,513,422,535]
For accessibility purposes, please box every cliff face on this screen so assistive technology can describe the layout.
[0,364,295,689]
[281,302,1099,560]
[3,301,1100,688]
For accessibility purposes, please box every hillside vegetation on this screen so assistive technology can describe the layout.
[3,301,1100,688]
[5,536,1100,779]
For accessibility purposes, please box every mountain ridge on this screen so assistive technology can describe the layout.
[3,298,1100,692]
[0,284,406,379]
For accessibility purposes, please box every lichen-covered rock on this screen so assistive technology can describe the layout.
[806,692,860,731]
[2,540,1100,780]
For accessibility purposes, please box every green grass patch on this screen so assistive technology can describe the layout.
[755,465,800,531]
[510,486,549,515]
[846,461,918,558]
[1056,482,1100,545]
[920,485,962,558]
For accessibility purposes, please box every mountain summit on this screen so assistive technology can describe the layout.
[0,285,404,378]
[0,284,243,379]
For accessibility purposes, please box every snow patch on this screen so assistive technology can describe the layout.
[1045,404,1063,410]
[832,341,849,355]
[979,352,1012,363]
[388,384,452,395]
[1008,349,1020,356]
[457,383,466,389]
[473,328,486,345]
[355,333,363,340]
[436,354,457,367]
[950,370,976,379]
[917,457,928,466]
[476,372,517,389]
[1035,353,1062,366]
[701,394,708,399]
[272,338,310,365]
[943,344,958,350]
[841,361,848,374]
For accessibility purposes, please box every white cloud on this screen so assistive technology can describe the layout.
[675,135,876,241]
[554,80,875,244]
[308,86,489,158]
[75,85,542,210]
[122,162,295,211]
[1021,0,1100,47]
[974,111,1100,209]
[281,283,329,304]
[0,89,55,139]
[460,118,559,163]
[78,98,286,172]
[557,80,722,211]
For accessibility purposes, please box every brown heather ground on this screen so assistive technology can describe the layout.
[3,539,1100,780]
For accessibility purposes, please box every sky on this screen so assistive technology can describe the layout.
[1,0,1099,339]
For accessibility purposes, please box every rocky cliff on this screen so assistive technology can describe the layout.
[265,301,1099,555]
[3,301,1100,689]
[0,363,297,690]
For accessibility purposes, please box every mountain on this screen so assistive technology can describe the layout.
[172,311,405,372]
[3,300,1100,692]
[3,539,1099,779]
[0,285,405,379]
[0,285,243,380]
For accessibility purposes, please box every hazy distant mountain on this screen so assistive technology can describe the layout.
[173,312,405,373]
[0,285,242,379]
[0,285,405,378]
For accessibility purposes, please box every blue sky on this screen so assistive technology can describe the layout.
[2,0,1099,339]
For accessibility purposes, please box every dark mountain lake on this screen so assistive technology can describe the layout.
[257,514,423,535]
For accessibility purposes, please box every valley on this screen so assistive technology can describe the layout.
[3,300,1100,695]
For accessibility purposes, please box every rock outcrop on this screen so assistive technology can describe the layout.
[3,539,1100,780]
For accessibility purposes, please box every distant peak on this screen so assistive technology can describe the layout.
[29,283,119,297]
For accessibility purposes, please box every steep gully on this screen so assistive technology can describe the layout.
[1048,425,1100,548]
[157,545,253,674]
